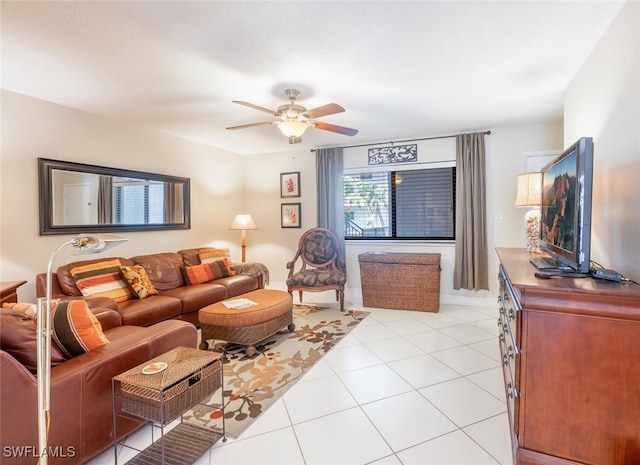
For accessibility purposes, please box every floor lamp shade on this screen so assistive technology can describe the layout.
[515,172,542,251]
[229,214,257,263]
[37,235,127,464]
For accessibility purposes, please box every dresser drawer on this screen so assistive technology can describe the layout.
[498,266,522,457]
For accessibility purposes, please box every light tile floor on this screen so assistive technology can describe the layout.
[90,288,514,465]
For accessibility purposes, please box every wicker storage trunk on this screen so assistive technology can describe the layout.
[358,252,441,312]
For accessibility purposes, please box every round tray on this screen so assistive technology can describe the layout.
[142,361,168,375]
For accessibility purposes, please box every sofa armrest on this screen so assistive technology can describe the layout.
[233,262,269,288]
[36,271,65,298]
[93,307,122,329]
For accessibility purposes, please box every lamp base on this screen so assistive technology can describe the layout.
[524,209,541,252]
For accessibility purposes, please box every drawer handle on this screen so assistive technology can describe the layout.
[503,346,516,365]
[506,382,520,399]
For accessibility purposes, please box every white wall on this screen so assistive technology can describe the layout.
[244,122,563,307]
[0,90,245,301]
[564,0,640,279]
[1,90,564,306]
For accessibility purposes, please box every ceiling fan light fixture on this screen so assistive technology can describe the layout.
[278,120,308,138]
[228,89,358,141]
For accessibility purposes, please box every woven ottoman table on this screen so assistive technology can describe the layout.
[198,289,295,356]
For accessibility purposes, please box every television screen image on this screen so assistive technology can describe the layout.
[541,154,578,252]
[538,137,593,273]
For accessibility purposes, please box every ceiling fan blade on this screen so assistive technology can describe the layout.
[232,100,278,116]
[304,103,345,119]
[314,121,358,136]
[226,121,273,130]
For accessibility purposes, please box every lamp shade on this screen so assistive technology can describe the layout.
[277,120,308,138]
[515,172,542,207]
[229,214,257,230]
[72,234,128,255]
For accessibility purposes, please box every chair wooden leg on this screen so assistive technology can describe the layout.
[298,290,303,303]
[339,290,344,311]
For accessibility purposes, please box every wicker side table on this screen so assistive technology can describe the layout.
[112,346,225,464]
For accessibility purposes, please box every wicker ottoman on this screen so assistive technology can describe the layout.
[198,289,294,356]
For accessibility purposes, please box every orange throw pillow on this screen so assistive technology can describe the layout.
[51,300,109,358]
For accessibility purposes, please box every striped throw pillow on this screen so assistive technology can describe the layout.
[70,259,133,303]
[51,300,109,357]
[199,252,236,276]
[184,261,230,285]
[2,302,38,318]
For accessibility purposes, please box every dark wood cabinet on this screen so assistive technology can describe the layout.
[0,280,27,305]
[496,248,640,465]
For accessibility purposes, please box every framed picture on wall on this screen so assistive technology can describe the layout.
[281,203,301,228]
[280,172,300,198]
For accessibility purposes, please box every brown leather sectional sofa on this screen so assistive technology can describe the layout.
[1,247,268,464]
[35,247,267,327]
[1,315,197,464]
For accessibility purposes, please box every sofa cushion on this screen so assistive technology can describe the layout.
[120,265,158,299]
[55,257,134,296]
[70,259,133,303]
[213,274,261,298]
[0,309,67,373]
[132,252,185,290]
[116,295,183,327]
[52,300,110,358]
[160,283,228,314]
[184,261,230,285]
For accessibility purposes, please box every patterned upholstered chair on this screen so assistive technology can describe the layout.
[286,227,346,310]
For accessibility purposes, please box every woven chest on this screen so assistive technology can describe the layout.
[358,252,441,312]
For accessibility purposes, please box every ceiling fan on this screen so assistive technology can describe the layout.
[226,89,358,144]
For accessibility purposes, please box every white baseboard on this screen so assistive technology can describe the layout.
[271,281,497,310]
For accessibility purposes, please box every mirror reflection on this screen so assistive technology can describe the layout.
[39,158,190,234]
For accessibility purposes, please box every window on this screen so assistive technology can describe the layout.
[114,180,165,224]
[344,166,456,240]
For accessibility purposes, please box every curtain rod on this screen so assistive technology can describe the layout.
[310,130,491,152]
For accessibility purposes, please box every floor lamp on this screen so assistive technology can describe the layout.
[37,234,127,464]
[229,214,257,263]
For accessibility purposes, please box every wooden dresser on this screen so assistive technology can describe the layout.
[496,248,640,465]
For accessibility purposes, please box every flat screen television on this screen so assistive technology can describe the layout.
[539,137,594,273]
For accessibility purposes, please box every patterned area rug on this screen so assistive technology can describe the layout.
[183,304,369,438]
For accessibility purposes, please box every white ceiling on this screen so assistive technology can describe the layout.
[1,1,627,155]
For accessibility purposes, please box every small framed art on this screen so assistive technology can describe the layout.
[280,172,301,198]
[281,203,301,228]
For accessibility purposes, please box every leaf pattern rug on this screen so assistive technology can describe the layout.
[182,304,369,439]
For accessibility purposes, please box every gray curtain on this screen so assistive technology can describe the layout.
[454,132,489,290]
[315,147,345,257]
[97,175,112,224]
[164,182,179,223]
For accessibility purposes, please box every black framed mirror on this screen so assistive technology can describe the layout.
[38,158,191,235]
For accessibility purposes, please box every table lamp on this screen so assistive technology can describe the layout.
[37,234,127,464]
[229,214,257,263]
[515,172,542,252]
